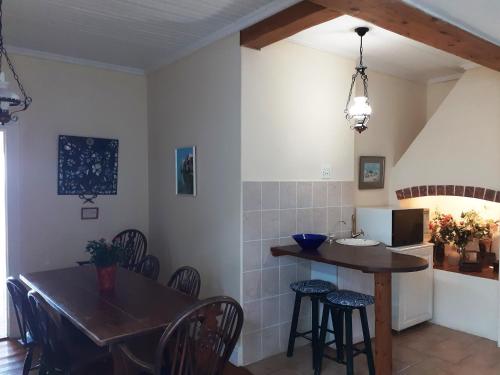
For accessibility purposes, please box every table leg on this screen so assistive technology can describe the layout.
[111,344,134,375]
[374,272,392,375]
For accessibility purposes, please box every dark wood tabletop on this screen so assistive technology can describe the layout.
[20,266,197,347]
[271,242,428,273]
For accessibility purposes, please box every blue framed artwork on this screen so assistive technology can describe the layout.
[175,146,196,196]
[58,135,119,196]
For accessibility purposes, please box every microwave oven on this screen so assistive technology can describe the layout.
[356,207,424,247]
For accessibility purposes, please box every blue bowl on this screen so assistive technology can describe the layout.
[292,234,327,251]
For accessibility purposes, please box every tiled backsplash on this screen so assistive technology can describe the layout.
[241,180,354,365]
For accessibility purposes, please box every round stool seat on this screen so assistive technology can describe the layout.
[325,290,375,308]
[290,279,336,295]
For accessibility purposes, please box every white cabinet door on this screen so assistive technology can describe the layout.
[392,246,433,331]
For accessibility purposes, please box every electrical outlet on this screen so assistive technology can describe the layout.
[320,165,332,179]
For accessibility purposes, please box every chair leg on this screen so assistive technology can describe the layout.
[311,297,320,369]
[359,307,375,375]
[334,308,344,363]
[315,304,330,375]
[22,347,33,375]
[345,310,354,375]
[287,293,302,357]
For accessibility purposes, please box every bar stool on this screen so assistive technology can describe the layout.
[287,279,337,369]
[316,290,375,375]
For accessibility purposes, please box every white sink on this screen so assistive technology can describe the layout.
[336,238,380,247]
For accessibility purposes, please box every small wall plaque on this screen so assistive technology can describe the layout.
[81,207,99,220]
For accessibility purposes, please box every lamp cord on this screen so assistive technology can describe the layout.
[344,31,370,116]
[0,0,32,113]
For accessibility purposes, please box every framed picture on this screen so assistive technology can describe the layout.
[175,146,196,196]
[359,156,385,189]
[81,207,99,220]
[58,135,119,196]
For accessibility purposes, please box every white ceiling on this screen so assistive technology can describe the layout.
[2,0,498,75]
[3,0,299,72]
[288,15,474,82]
[403,0,500,46]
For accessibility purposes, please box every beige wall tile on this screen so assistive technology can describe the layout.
[243,270,262,302]
[279,182,297,209]
[279,209,297,238]
[243,241,261,272]
[328,181,341,207]
[297,182,313,208]
[262,296,280,328]
[297,208,313,233]
[243,300,262,333]
[262,239,279,268]
[279,264,297,294]
[262,210,279,240]
[262,268,279,298]
[243,181,262,211]
[243,211,261,241]
[243,331,262,364]
[262,182,279,210]
[313,181,327,208]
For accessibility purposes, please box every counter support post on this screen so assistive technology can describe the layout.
[374,272,392,375]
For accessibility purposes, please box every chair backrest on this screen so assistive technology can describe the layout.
[167,266,201,298]
[154,296,243,375]
[135,255,160,281]
[112,229,147,270]
[6,277,38,344]
[27,291,70,371]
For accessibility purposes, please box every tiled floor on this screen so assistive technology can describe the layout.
[245,323,500,375]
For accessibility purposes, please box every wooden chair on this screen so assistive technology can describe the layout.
[113,229,148,270]
[6,277,39,375]
[118,296,244,375]
[167,266,201,298]
[135,255,160,281]
[27,291,111,374]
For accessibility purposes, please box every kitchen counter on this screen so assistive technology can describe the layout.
[271,242,428,273]
[271,241,428,374]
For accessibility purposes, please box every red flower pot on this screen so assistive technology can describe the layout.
[96,265,117,294]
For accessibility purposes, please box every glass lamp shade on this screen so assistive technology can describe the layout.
[347,96,371,133]
[0,72,20,110]
[348,96,372,118]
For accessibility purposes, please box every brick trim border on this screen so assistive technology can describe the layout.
[395,185,500,203]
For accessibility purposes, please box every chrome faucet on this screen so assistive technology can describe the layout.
[327,220,346,244]
[351,214,365,238]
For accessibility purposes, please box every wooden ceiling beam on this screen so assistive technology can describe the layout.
[310,0,500,71]
[240,1,341,50]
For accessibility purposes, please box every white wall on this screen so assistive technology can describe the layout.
[6,54,148,280]
[147,35,241,300]
[392,67,500,193]
[426,79,458,121]
[242,41,354,182]
[354,71,427,207]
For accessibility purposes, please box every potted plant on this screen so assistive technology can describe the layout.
[86,239,124,293]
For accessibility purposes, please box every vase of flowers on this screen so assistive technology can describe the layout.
[429,210,497,270]
[429,212,454,265]
[86,239,124,294]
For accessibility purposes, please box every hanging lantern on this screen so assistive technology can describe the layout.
[344,27,371,134]
[0,0,32,125]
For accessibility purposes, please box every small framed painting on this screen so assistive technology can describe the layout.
[359,156,385,189]
[81,207,99,220]
[175,146,196,196]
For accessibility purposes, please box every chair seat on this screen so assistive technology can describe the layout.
[325,290,375,308]
[290,279,336,295]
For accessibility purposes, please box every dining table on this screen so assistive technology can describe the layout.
[20,265,197,374]
[271,241,428,375]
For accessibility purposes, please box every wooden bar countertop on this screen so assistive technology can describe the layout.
[271,241,428,273]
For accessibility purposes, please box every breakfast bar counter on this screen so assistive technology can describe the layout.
[271,242,428,374]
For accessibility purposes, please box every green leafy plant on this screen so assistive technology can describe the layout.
[85,239,124,268]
